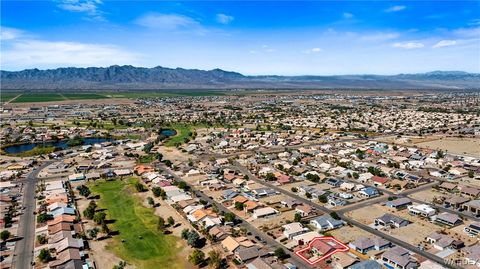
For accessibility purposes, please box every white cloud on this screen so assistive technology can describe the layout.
[302,47,323,54]
[360,32,400,41]
[385,6,406,13]
[2,39,139,70]
[57,0,105,21]
[453,27,480,38]
[135,13,200,30]
[216,13,234,24]
[392,42,424,49]
[0,26,25,40]
[343,12,354,19]
[433,40,457,48]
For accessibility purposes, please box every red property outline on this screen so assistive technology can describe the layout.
[294,236,350,265]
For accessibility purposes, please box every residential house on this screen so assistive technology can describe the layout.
[380,247,418,269]
[282,222,309,240]
[464,222,480,237]
[295,204,313,217]
[426,232,454,250]
[326,178,343,187]
[386,198,412,210]
[375,213,409,228]
[359,187,380,198]
[252,207,279,219]
[407,204,436,217]
[462,200,480,216]
[310,215,344,231]
[434,212,463,227]
[349,236,391,254]
[348,260,382,269]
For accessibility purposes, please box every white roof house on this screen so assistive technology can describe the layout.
[282,222,309,239]
[252,207,279,219]
[408,204,436,217]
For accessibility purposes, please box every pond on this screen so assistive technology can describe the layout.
[2,137,113,154]
[160,128,177,137]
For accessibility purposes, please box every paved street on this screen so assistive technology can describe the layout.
[12,161,53,269]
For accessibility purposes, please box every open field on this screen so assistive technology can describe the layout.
[0,93,20,103]
[12,93,70,103]
[89,179,184,269]
[10,93,109,103]
[4,91,226,103]
[414,137,480,157]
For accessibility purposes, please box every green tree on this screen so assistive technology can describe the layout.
[147,197,155,207]
[0,230,11,242]
[187,230,200,247]
[208,250,222,269]
[181,228,190,239]
[224,212,236,223]
[318,195,328,203]
[135,182,147,192]
[274,247,288,259]
[101,222,110,234]
[157,217,165,232]
[330,212,340,220]
[294,212,302,222]
[167,216,175,226]
[468,171,474,178]
[36,213,53,223]
[188,249,205,265]
[93,212,107,225]
[234,202,245,211]
[36,234,47,245]
[177,181,188,190]
[88,228,99,239]
[152,187,162,197]
[265,172,276,181]
[38,249,52,263]
[76,185,91,197]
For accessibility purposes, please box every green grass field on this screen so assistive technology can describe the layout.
[6,91,226,103]
[12,93,67,103]
[164,124,194,147]
[89,179,184,269]
[62,93,109,100]
[11,93,110,103]
[0,93,20,103]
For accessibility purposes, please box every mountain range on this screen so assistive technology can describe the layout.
[1,65,479,90]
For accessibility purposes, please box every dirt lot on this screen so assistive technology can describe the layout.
[250,210,297,230]
[159,146,191,163]
[415,137,480,157]
[345,204,386,224]
[408,189,440,203]
[329,225,371,243]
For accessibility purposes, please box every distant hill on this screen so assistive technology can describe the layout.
[1,65,479,90]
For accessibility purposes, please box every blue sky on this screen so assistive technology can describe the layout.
[1,1,479,75]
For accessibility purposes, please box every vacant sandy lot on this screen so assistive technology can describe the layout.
[345,204,386,224]
[415,137,480,157]
[329,225,370,244]
[388,222,438,246]
[408,189,440,203]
